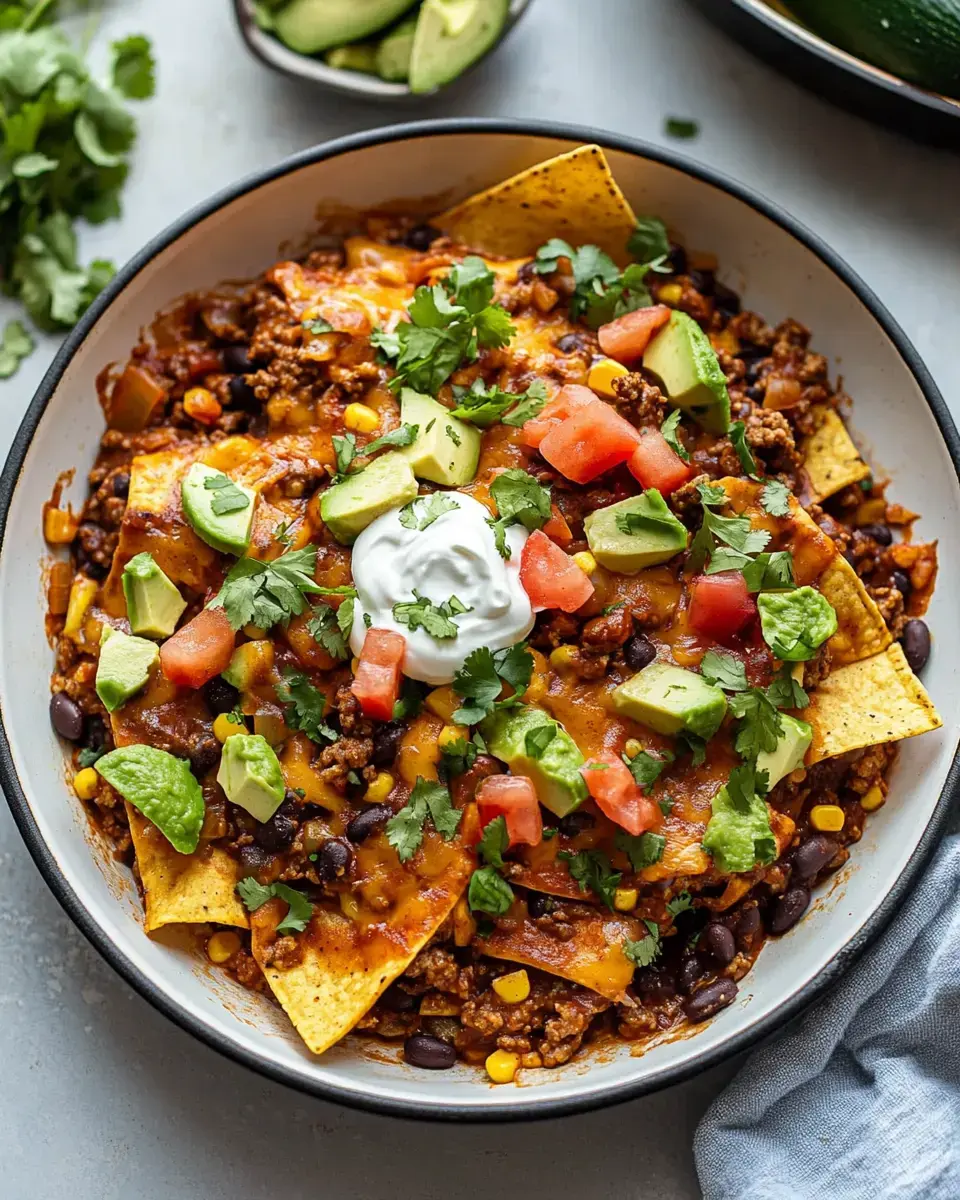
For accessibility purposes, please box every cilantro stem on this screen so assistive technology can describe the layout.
[21,0,56,32]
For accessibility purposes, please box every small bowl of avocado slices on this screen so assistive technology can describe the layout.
[232,0,534,97]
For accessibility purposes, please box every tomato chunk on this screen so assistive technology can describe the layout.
[351,628,406,721]
[520,384,594,449]
[597,305,671,364]
[689,572,757,642]
[519,530,595,613]
[160,606,235,689]
[628,429,693,496]
[538,399,640,484]
[477,775,543,848]
[580,753,658,837]
[542,504,573,547]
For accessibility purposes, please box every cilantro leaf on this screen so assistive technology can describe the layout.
[766,665,808,710]
[386,777,461,862]
[492,642,534,699]
[729,421,760,479]
[760,479,791,518]
[658,794,675,816]
[615,830,665,871]
[0,319,33,377]
[275,669,337,744]
[443,255,495,314]
[236,877,313,935]
[477,814,508,869]
[501,380,549,427]
[208,546,323,632]
[623,748,674,791]
[664,116,700,139]
[449,377,550,430]
[678,731,707,767]
[110,35,156,100]
[666,892,693,917]
[439,733,479,780]
[700,649,748,692]
[661,409,690,463]
[688,497,771,574]
[728,688,783,760]
[392,589,471,640]
[623,919,662,968]
[615,487,688,543]
[740,551,796,593]
[392,678,424,721]
[627,217,670,264]
[333,433,357,477]
[468,866,514,915]
[360,422,419,458]
[78,745,106,768]
[202,471,251,516]
[525,725,556,760]
[698,481,726,506]
[558,849,621,911]
[451,643,533,725]
[306,603,349,661]
[399,492,459,531]
[336,595,355,641]
[490,469,551,535]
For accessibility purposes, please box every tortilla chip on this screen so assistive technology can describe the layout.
[805,643,941,763]
[802,406,870,503]
[435,145,638,266]
[250,836,473,1055]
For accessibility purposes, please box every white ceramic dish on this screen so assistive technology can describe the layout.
[1,120,958,1121]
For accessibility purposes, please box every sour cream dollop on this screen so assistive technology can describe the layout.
[349,491,534,686]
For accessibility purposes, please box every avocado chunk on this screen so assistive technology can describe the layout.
[702,784,776,875]
[95,744,204,854]
[222,640,275,692]
[756,713,812,790]
[217,733,286,823]
[480,704,587,818]
[320,450,418,545]
[399,389,481,486]
[376,13,418,80]
[121,551,186,638]
[409,0,510,94]
[584,489,688,573]
[181,462,255,556]
[612,662,727,740]
[642,310,731,435]
[274,0,418,55]
[95,627,159,713]
[325,43,379,73]
[757,587,838,662]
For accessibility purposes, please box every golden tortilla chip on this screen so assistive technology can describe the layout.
[805,643,941,763]
[435,145,638,266]
[802,406,870,503]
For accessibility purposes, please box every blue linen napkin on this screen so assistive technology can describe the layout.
[694,834,960,1200]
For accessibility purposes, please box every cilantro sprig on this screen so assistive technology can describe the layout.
[392,590,471,640]
[487,469,552,558]
[467,814,516,915]
[533,237,671,329]
[386,777,461,863]
[558,848,621,911]
[236,877,313,935]
[331,423,419,482]
[208,546,323,632]
[451,643,534,725]
[623,748,674,791]
[615,830,665,871]
[203,471,251,516]
[661,409,690,463]
[623,919,662,968]
[275,669,338,745]
[450,378,548,428]
[399,492,458,531]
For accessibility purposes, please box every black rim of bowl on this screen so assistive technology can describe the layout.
[1,118,958,1123]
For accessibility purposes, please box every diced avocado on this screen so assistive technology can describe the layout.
[320,450,418,545]
[643,310,731,435]
[409,0,510,94]
[702,785,776,875]
[121,551,186,638]
[757,587,838,662]
[376,13,418,80]
[584,489,688,573]
[480,704,587,818]
[216,733,286,823]
[756,713,812,790]
[181,462,255,556]
[399,389,481,486]
[612,662,727,740]
[274,0,418,55]
[95,745,204,854]
[325,43,379,73]
[95,627,159,713]
[222,640,275,691]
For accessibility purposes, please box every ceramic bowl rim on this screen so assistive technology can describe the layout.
[1,117,958,1122]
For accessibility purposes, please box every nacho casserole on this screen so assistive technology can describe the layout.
[44,146,940,1082]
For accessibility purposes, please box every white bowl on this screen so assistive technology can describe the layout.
[1,120,957,1120]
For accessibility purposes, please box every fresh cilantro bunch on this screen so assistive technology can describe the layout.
[0,4,155,365]
[386,777,461,863]
[451,643,534,724]
[208,545,324,631]
[533,237,671,329]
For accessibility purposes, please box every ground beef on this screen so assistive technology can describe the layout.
[727,310,775,349]
[401,944,461,995]
[868,585,906,634]
[612,372,667,425]
[580,605,633,653]
[315,734,375,787]
[334,685,373,736]
[263,934,304,971]
[745,407,801,476]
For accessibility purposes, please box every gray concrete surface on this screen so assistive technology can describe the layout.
[0,1,957,1197]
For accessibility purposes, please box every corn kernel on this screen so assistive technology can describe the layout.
[549,644,577,670]
[243,623,267,640]
[437,725,463,751]
[44,507,79,544]
[425,686,460,722]
[343,403,380,434]
[613,887,638,912]
[73,767,99,800]
[492,969,530,1004]
[810,804,845,833]
[350,656,360,674]
[340,892,361,921]
[572,551,597,576]
[64,576,98,641]
[364,771,394,804]
[183,386,223,425]
[624,738,643,759]
[861,785,885,813]
[207,930,241,964]
[659,282,683,305]
[213,712,246,742]
[587,358,630,398]
[485,1049,521,1084]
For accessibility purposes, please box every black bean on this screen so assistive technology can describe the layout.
[526,892,554,918]
[80,558,108,582]
[283,789,304,810]
[202,676,240,716]
[689,268,715,296]
[402,224,440,252]
[793,834,837,882]
[50,692,83,741]
[900,619,930,674]
[316,837,352,882]
[255,811,298,852]
[683,979,738,1022]
[82,715,107,751]
[678,955,703,995]
[189,737,221,778]
[371,721,404,766]
[624,634,656,672]
[713,281,741,316]
[738,343,768,364]
[517,260,538,282]
[858,522,892,547]
[227,375,258,411]
[746,386,764,403]
[238,844,272,875]
[347,804,392,844]
[892,569,912,596]
[403,1033,456,1070]
[634,966,675,999]
[734,906,761,947]
[702,923,737,966]
[558,811,595,838]
[111,472,130,499]
[223,344,256,375]
[380,984,416,1012]
[770,885,810,935]
[667,242,687,275]
[556,332,588,354]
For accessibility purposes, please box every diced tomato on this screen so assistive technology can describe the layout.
[351,628,406,721]
[477,775,543,848]
[538,399,640,484]
[520,384,594,449]
[542,504,573,547]
[628,429,693,496]
[519,530,595,613]
[597,305,671,364]
[160,606,235,689]
[689,572,757,642]
[580,753,658,837]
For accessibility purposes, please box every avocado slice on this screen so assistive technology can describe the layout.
[325,43,379,73]
[121,551,187,638]
[320,450,419,545]
[409,0,510,94]
[180,462,255,557]
[399,389,481,486]
[611,662,727,740]
[376,13,418,80]
[755,713,812,790]
[95,627,159,713]
[480,704,588,818]
[95,745,204,855]
[274,0,419,55]
[642,310,731,435]
[584,489,688,573]
[217,733,286,823]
